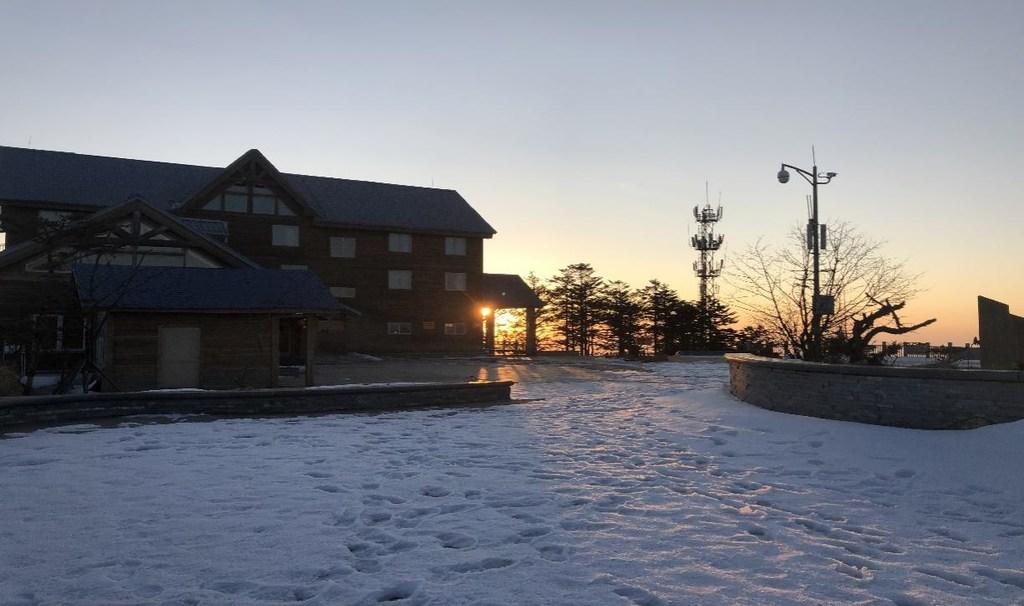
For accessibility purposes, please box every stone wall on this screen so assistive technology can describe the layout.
[726,354,1024,429]
[0,381,514,429]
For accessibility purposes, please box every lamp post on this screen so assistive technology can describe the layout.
[777,162,837,361]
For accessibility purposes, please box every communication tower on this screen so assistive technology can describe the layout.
[691,192,724,307]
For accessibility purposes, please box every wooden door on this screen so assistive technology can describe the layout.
[158,326,201,388]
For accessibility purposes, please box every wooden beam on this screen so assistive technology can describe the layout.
[304,315,318,387]
[270,316,280,388]
[485,313,496,355]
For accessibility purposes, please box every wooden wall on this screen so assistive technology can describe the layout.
[182,206,486,353]
[103,312,277,391]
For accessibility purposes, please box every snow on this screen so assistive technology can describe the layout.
[1,361,1022,605]
[303,382,436,391]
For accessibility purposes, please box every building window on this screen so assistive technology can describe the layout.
[202,183,295,216]
[445,272,467,291]
[444,322,467,335]
[272,224,299,247]
[330,286,356,299]
[388,233,412,253]
[422,321,436,330]
[252,195,276,215]
[388,270,412,290]
[223,191,248,213]
[330,236,356,258]
[445,237,467,256]
[281,264,308,270]
[387,322,412,335]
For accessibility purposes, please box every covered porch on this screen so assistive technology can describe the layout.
[479,273,544,356]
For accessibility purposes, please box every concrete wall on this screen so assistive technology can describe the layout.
[726,353,1024,429]
[0,381,514,429]
[978,296,1024,370]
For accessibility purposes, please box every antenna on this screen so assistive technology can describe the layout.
[811,144,817,166]
[690,185,725,308]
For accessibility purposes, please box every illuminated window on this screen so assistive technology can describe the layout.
[388,233,412,253]
[388,270,412,290]
[445,237,466,256]
[445,272,467,291]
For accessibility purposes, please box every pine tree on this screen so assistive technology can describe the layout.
[640,279,678,355]
[600,280,643,356]
[695,296,738,350]
[547,263,605,355]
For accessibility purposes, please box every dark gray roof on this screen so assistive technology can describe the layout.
[481,273,543,308]
[73,265,344,313]
[0,146,496,236]
[177,217,229,242]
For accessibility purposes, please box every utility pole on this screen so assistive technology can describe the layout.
[777,159,837,361]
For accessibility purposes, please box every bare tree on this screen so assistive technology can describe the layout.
[727,222,935,361]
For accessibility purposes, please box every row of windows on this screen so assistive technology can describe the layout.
[204,185,295,216]
[389,270,467,291]
[282,270,467,295]
[270,225,468,258]
[387,322,467,336]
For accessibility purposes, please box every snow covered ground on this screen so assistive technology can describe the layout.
[1,361,1022,605]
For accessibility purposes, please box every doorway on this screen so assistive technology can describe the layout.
[158,326,201,388]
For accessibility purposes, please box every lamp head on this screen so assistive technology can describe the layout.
[825,171,837,178]
[777,168,790,184]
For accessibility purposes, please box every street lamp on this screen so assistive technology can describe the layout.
[777,161,837,362]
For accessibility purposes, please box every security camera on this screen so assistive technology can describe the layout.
[777,168,790,184]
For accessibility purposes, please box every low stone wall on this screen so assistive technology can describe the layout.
[0,381,514,430]
[726,354,1024,429]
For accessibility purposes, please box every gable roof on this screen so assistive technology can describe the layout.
[177,217,229,242]
[480,273,544,308]
[73,265,345,314]
[0,197,257,270]
[0,146,497,237]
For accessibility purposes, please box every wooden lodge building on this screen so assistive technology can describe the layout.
[0,146,541,391]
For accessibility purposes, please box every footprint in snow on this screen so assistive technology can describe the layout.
[537,544,570,561]
[436,531,476,549]
[448,558,515,574]
[613,585,667,606]
[421,485,450,498]
[362,511,392,525]
[354,580,421,606]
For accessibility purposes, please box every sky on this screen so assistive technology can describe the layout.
[1,0,1022,344]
